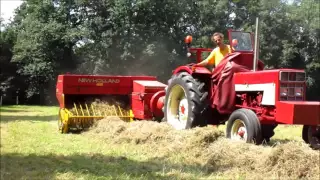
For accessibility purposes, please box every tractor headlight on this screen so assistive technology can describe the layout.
[295,87,303,96]
[280,87,288,97]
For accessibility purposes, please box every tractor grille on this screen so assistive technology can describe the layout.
[279,71,306,101]
[280,83,304,101]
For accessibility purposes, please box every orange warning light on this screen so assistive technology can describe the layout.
[185,35,193,44]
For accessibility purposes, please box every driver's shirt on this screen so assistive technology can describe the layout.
[205,45,232,67]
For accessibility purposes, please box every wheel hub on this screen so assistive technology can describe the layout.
[238,127,246,137]
[231,119,247,141]
[166,84,188,130]
[178,98,188,121]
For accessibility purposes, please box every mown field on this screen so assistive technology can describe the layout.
[1,105,319,180]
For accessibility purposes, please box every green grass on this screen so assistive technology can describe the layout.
[0,105,314,180]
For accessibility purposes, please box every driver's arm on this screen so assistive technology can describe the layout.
[196,50,215,66]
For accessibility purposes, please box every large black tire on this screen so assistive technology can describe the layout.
[302,125,309,143]
[226,108,263,145]
[302,125,320,150]
[163,72,208,130]
[261,124,278,143]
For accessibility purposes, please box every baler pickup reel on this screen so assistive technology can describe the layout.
[59,101,134,133]
[56,74,167,133]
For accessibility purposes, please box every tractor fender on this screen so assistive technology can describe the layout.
[172,65,212,76]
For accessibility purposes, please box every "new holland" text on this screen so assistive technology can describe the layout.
[78,78,120,83]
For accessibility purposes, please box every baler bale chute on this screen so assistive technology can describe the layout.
[56,75,167,133]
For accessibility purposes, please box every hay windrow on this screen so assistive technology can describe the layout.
[83,117,320,179]
[87,117,223,148]
[201,139,320,179]
[77,98,319,180]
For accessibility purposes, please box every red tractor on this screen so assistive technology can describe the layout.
[56,20,320,150]
[162,28,320,149]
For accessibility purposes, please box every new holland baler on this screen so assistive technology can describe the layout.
[56,74,166,133]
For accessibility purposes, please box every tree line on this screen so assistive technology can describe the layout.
[0,0,319,105]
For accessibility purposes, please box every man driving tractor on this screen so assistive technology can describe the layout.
[194,32,252,115]
[195,32,232,68]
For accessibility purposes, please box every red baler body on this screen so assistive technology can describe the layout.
[132,80,167,120]
[56,74,166,120]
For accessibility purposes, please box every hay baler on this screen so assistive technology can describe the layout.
[56,75,166,133]
[161,19,320,150]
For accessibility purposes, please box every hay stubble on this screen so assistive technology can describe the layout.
[84,117,320,179]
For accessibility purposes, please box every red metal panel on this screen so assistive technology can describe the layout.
[132,83,144,119]
[234,70,280,84]
[192,66,212,74]
[56,75,65,108]
[132,80,166,120]
[150,91,166,118]
[172,66,212,76]
[172,66,193,75]
[56,74,159,108]
[275,101,320,125]
[234,69,305,85]
[234,70,281,103]
[59,75,157,95]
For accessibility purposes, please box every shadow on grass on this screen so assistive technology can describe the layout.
[0,153,204,180]
[0,109,32,113]
[0,105,59,113]
[0,115,58,123]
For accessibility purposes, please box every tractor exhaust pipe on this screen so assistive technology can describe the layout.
[253,17,260,71]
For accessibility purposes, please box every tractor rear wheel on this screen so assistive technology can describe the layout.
[163,72,208,130]
[302,125,320,150]
[226,108,263,145]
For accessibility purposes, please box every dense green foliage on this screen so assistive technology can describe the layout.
[0,0,319,105]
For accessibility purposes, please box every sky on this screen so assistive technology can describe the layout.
[0,0,23,24]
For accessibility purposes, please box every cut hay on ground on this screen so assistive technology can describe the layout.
[83,117,320,180]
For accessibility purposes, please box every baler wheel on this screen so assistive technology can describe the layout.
[302,125,320,150]
[226,108,263,145]
[58,108,70,134]
[164,72,208,130]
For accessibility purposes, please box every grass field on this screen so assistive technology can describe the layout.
[1,105,319,180]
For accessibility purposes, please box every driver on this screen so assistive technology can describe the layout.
[194,32,232,68]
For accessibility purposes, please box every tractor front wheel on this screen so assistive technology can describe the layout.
[163,72,208,130]
[226,108,263,145]
[302,125,320,150]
